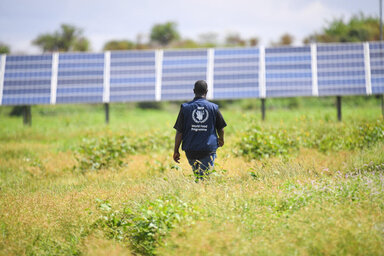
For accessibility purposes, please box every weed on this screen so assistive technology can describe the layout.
[94,196,199,255]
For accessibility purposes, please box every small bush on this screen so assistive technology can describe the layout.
[238,120,384,159]
[238,126,299,159]
[75,133,173,171]
[94,197,199,255]
[75,136,134,171]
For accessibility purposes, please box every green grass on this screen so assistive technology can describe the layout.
[0,97,383,255]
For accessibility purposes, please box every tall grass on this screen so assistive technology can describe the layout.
[0,97,383,255]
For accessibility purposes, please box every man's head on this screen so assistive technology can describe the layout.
[194,80,208,97]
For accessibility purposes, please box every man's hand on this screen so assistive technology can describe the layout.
[173,151,180,163]
[218,137,224,147]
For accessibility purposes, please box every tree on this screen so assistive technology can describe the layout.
[103,40,136,51]
[150,22,180,46]
[271,33,294,46]
[249,37,259,47]
[303,14,380,44]
[32,24,90,52]
[0,42,10,54]
[225,32,246,46]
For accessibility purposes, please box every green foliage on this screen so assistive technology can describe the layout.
[75,133,173,171]
[0,42,10,54]
[103,40,136,51]
[239,120,384,159]
[239,126,298,159]
[94,196,199,255]
[304,13,380,43]
[75,136,133,171]
[32,24,90,52]
[150,22,180,46]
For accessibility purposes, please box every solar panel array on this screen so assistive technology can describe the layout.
[57,52,104,103]
[0,42,383,106]
[161,49,208,100]
[265,46,312,97]
[369,42,384,94]
[317,43,367,96]
[214,48,259,99]
[110,51,156,102]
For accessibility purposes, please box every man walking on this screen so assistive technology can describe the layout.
[173,80,227,179]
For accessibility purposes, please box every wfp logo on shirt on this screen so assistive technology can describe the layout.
[192,106,209,124]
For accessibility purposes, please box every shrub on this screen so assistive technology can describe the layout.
[75,136,134,171]
[94,197,199,255]
[238,120,384,159]
[238,126,299,159]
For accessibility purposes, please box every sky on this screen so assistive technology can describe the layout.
[0,0,380,54]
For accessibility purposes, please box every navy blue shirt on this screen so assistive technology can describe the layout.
[174,97,227,159]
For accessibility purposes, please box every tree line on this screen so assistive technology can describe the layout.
[0,13,381,54]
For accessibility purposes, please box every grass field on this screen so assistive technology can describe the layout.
[0,96,383,255]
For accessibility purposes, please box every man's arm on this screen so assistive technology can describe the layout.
[173,131,183,163]
[217,128,224,147]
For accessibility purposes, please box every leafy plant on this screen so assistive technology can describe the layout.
[94,196,199,255]
[75,136,134,171]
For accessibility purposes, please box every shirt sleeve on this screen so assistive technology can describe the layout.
[216,109,227,131]
[173,106,184,133]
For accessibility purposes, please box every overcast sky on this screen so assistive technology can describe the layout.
[0,0,380,54]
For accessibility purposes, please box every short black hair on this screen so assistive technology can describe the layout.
[194,80,208,95]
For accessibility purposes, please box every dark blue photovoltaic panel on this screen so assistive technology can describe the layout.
[317,43,366,96]
[110,50,156,102]
[213,48,259,99]
[162,49,207,101]
[369,42,384,94]
[265,46,312,98]
[2,54,52,105]
[56,53,104,104]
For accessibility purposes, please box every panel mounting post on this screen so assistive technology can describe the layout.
[261,98,266,121]
[336,96,342,122]
[104,103,109,124]
[23,105,32,126]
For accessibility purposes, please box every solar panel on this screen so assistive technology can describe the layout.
[265,46,312,97]
[0,42,383,107]
[109,50,156,102]
[369,42,384,94]
[161,49,208,101]
[316,43,366,96]
[213,48,259,99]
[56,52,104,103]
[2,55,52,105]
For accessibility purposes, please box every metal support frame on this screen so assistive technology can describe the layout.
[206,48,215,100]
[103,51,111,103]
[155,49,163,102]
[363,42,372,95]
[23,105,32,126]
[311,44,319,96]
[0,54,6,105]
[50,52,59,104]
[259,46,266,99]
[336,96,342,122]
